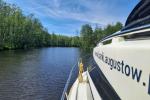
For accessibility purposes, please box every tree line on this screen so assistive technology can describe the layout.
[0,0,79,50]
[0,0,123,51]
[80,22,123,51]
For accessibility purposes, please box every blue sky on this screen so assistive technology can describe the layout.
[5,0,139,36]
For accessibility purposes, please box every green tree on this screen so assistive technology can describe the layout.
[80,22,123,51]
[80,24,94,50]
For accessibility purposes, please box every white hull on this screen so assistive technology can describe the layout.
[93,30,150,99]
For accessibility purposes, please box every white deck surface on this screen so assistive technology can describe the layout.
[77,81,93,100]
[68,72,101,100]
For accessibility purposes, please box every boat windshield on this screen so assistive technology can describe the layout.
[122,0,150,31]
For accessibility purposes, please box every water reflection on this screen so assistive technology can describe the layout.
[0,48,80,100]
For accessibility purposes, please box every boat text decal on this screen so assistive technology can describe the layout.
[95,52,142,82]
[95,52,150,95]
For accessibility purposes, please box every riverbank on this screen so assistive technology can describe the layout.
[0,0,80,51]
[0,0,123,52]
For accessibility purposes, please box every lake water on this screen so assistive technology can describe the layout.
[0,48,81,100]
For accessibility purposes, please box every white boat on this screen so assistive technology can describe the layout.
[61,0,150,100]
[93,0,150,99]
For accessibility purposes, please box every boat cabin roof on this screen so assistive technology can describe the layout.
[101,0,150,42]
[122,0,150,31]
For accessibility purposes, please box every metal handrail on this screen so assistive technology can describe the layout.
[61,60,78,100]
[61,54,93,100]
[100,24,150,43]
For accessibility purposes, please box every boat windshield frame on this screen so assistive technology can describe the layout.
[123,0,150,31]
[99,24,150,43]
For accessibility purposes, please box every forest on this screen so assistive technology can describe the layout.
[0,0,122,50]
[80,22,123,50]
[0,0,80,50]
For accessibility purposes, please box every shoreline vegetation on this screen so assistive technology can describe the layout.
[0,0,122,51]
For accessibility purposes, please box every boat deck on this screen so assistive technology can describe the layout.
[68,72,101,100]
[77,77,93,100]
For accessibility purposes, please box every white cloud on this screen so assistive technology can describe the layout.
[5,0,139,35]
[19,0,127,25]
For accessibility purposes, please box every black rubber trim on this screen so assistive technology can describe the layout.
[89,60,121,100]
[124,0,150,30]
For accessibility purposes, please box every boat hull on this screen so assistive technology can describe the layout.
[93,39,150,99]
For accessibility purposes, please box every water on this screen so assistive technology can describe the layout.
[0,47,80,100]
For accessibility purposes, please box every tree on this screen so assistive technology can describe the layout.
[80,24,94,50]
[0,0,80,50]
[80,22,123,51]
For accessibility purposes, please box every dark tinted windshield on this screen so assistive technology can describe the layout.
[122,0,150,31]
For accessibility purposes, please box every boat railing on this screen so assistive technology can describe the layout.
[61,55,94,100]
[100,24,150,43]
[61,60,79,100]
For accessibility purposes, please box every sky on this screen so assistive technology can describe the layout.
[5,0,139,36]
